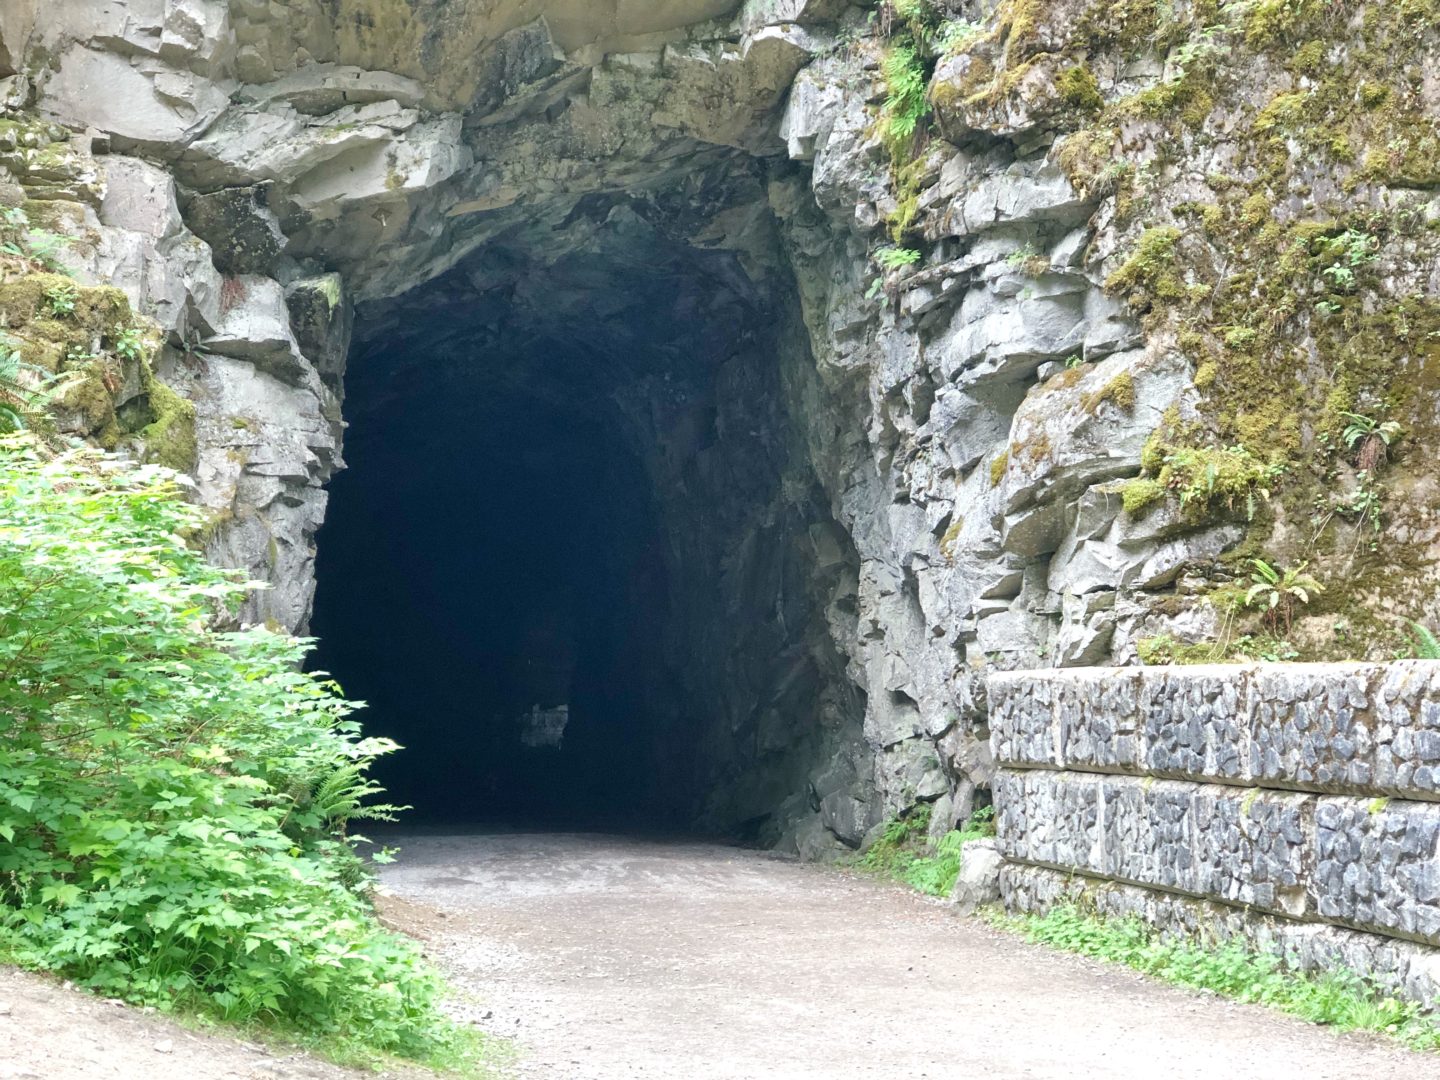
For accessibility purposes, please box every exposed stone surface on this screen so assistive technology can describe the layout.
[992,663,1440,801]
[949,837,1002,915]
[993,662,1440,1004]
[7,0,1440,845]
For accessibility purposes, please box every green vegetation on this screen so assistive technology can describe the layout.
[875,245,922,270]
[908,0,1440,658]
[989,449,1009,487]
[1409,622,1440,660]
[1080,371,1135,414]
[1153,444,1283,521]
[1104,227,1183,311]
[879,42,930,159]
[1340,411,1403,471]
[1245,558,1324,632]
[0,206,72,274]
[991,906,1440,1051]
[858,805,995,897]
[0,334,65,435]
[0,437,492,1072]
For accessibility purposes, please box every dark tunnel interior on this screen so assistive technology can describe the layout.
[309,201,856,834]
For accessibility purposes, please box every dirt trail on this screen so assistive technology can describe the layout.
[0,966,432,1080]
[378,831,1435,1080]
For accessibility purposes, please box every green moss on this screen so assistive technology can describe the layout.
[1154,443,1282,522]
[1289,39,1327,75]
[1056,65,1103,114]
[1243,0,1308,47]
[139,377,198,473]
[1105,227,1184,311]
[1137,634,1228,666]
[55,363,120,446]
[939,516,966,561]
[1253,91,1309,136]
[1053,128,1123,199]
[989,449,1009,487]
[1237,192,1273,229]
[1082,371,1136,414]
[1121,477,1165,515]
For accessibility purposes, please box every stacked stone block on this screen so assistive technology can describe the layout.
[989,662,1440,1006]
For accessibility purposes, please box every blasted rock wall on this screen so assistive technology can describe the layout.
[990,664,1440,1005]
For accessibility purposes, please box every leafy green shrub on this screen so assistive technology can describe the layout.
[0,437,471,1064]
[0,336,54,435]
[1245,557,1324,632]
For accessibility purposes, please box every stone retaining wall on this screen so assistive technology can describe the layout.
[989,663,1440,1007]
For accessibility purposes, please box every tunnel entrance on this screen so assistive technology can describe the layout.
[310,193,863,836]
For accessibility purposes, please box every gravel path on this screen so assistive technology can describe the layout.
[0,967,430,1080]
[378,831,1437,1080]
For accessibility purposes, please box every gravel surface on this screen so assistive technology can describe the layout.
[378,831,1438,1080]
[0,966,432,1080]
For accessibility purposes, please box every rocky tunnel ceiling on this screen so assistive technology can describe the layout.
[310,174,865,832]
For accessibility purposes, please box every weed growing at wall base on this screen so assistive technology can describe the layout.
[858,805,995,897]
[990,906,1440,1052]
[0,436,494,1072]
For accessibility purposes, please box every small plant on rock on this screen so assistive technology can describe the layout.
[1245,558,1324,633]
[112,326,146,362]
[1407,621,1440,660]
[1339,411,1402,471]
[43,281,78,318]
[875,245,922,271]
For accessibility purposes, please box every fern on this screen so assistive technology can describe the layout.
[875,245,921,270]
[0,336,67,436]
[306,739,409,833]
[880,43,930,153]
[1408,621,1440,660]
[901,828,966,896]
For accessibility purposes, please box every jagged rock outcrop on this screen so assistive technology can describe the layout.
[4,0,1439,845]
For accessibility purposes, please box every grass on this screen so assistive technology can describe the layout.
[857,806,995,897]
[988,905,1440,1052]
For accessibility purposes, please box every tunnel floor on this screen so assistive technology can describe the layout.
[371,831,1426,1080]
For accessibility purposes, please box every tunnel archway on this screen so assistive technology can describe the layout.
[309,192,865,836]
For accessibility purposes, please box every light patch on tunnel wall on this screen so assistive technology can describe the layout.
[520,704,570,749]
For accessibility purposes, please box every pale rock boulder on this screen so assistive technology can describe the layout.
[950,838,1003,914]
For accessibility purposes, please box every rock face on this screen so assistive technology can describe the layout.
[4,1,1440,841]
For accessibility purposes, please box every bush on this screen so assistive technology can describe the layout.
[0,436,468,1062]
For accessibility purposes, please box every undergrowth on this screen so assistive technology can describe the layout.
[0,435,495,1073]
[858,805,995,897]
[992,906,1440,1051]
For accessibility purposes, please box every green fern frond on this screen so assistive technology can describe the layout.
[1408,621,1440,660]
